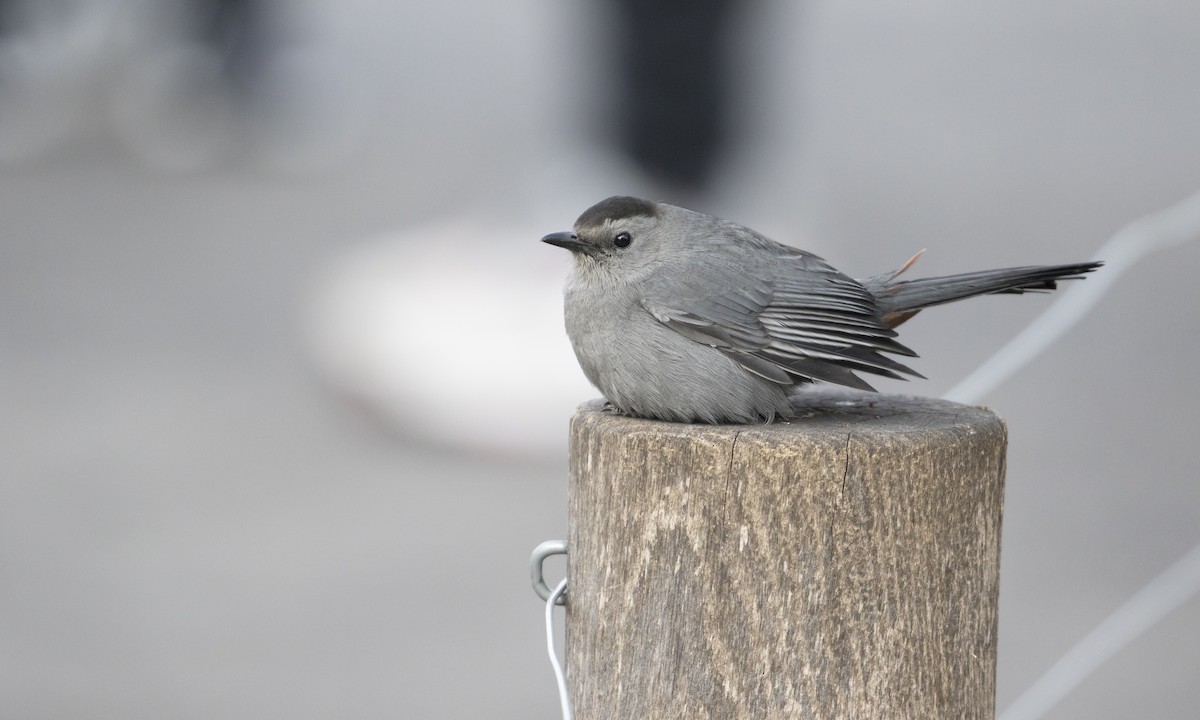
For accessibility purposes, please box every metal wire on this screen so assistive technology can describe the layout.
[999,543,1200,720]
[545,577,572,720]
[530,540,568,604]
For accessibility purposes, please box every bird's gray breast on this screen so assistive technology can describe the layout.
[562,267,790,423]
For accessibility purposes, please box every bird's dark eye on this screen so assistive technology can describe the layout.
[613,232,632,248]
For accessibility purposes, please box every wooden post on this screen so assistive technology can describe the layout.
[566,389,1006,719]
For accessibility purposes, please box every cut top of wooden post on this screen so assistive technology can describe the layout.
[566,389,1007,720]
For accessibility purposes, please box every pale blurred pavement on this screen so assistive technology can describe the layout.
[2,1,1199,718]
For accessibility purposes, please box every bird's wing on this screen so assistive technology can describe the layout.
[639,248,922,391]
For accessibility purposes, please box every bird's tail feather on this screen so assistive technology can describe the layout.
[866,261,1103,327]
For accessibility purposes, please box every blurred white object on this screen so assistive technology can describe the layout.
[307,217,597,457]
[306,146,674,457]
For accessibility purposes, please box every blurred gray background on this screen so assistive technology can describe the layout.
[2,1,1198,718]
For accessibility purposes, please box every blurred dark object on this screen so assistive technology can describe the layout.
[191,0,269,97]
[611,0,739,192]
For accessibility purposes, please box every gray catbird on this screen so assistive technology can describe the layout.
[543,196,1102,424]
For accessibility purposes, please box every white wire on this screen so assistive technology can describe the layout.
[545,578,572,720]
[943,188,1200,404]
[999,543,1200,720]
[939,189,1200,720]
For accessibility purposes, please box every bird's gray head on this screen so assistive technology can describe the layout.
[541,196,680,273]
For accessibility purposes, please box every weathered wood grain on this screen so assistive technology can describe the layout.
[566,389,1006,719]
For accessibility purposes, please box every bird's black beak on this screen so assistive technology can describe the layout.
[541,231,597,256]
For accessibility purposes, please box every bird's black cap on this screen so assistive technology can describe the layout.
[575,196,658,229]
